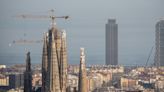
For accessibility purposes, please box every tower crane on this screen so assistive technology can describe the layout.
[145,46,154,67]
[10,9,69,46]
[15,9,69,27]
[9,39,43,47]
[144,46,154,84]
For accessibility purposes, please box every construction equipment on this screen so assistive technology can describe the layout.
[145,46,154,67]
[9,39,43,46]
[10,9,69,46]
[15,9,69,27]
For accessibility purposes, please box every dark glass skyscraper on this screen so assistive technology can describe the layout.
[106,19,118,65]
[155,19,164,66]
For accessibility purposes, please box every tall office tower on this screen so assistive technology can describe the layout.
[24,52,32,92]
[78,48,87,92]
[42,25,68,92]
[106,19,118,65]
[155,19,164,66]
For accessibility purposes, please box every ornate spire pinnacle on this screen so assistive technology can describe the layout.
[26,52,31,71]
[78,48,87,92]
[62,30,66,39]
[24,51,32,92]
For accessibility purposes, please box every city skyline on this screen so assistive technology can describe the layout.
[0,0,164,65]
[0,1,164,91]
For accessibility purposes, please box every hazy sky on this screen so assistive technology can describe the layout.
[0,0,164,65]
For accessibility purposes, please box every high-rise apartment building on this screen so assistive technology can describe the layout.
[42,25,68,92]
[106,19,118,65]
[155,19,164,66]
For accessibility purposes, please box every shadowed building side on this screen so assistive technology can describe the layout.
[42,33,48,92]
[24,52,32,92]
[48,30,61,92]
[78,48,87,92]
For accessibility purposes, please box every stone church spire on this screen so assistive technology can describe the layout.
[78,48,87,92]
[24,52,32,92]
